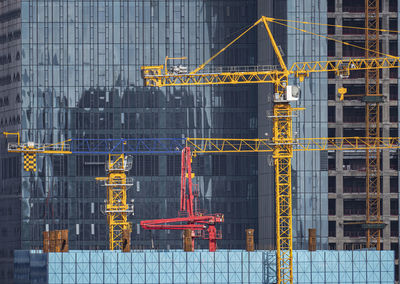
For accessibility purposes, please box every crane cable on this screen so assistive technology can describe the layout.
[271,21,398,62]
[269,19,398,61]
[192,16,400,73]
[269,17,400,34]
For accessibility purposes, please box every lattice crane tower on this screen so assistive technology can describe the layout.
[364,0,383,250]
[96,154,134,251]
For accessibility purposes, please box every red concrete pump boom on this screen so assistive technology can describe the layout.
[140,147,224,251]
[180,147,194,216]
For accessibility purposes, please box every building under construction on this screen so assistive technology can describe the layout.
[0,0,400,284]
[325,0,399,274]
[326,0,399,251]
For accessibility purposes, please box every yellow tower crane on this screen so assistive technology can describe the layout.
[2,134,134,250]
[141,16,400,284]
[95,154,134,251]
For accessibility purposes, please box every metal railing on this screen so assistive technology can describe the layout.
[146,65,280,77]
[101,203,134,214]
[98,177,134,188]
[8,142,71,152]
[206,65,279,74]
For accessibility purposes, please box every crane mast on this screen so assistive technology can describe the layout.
[96,154,134,251]
[273,104,293,283]
[365,0,382,250]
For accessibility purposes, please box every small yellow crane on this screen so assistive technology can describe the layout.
[95,154,134,251]
[2,135,182,251]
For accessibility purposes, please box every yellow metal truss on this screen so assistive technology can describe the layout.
[187,132,400,283]
[142,56,400,88]
[186,137,400,153]
[273,104,293,283]
[97,154,133,250]
[7,140,72,154]
[365,0,382,250]
[5,135,134,250]
[7,139,72,171]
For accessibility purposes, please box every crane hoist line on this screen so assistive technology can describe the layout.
[141,16,399,90]
[140,15,400,284]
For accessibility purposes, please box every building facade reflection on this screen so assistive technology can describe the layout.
[18,0,258,254]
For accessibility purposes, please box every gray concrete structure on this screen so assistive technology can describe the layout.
[326,0,398,247]
[326,0,399,280]
[0,1,22,283]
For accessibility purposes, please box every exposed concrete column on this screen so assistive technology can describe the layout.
[257,0,276,250]
[335,104,343,173]
[335,0,342,13]
[335,0,343,57]
[380,0,393,251]
[335,173,344,250]
[382,0,388,13]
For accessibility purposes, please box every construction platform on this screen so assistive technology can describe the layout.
[15,249,394,284]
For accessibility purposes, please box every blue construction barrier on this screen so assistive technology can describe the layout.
[14,249,394,284]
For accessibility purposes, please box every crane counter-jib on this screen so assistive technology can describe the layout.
[6,138,186,155]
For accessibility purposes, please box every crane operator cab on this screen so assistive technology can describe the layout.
[168,65,188,75]
[274,85,300,102]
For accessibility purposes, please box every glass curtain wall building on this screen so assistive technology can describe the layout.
[0,0,259,282]
[257,0,328,250]
[288,0,329,250]
[0,0,23,282]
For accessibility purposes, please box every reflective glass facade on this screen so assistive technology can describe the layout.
[0,1,260,282]
[0,0,260,259]
[18,0,258,251]
[287,0,329,249]
[256,0,328,249]
[0,1,23,283]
